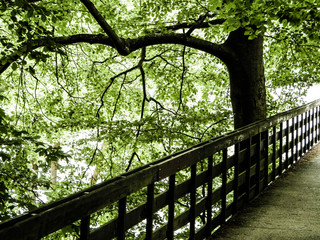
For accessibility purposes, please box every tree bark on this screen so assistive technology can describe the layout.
[51,161,58,186]
[224,29,266,129]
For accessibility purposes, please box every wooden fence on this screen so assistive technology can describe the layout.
[1,99,320,240]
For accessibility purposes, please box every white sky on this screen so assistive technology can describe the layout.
[305,83,320,102]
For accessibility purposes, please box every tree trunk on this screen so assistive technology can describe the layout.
[51,161,58,186]
[91,166,100,186]
[51,142,60,186]
[224,29,266,129]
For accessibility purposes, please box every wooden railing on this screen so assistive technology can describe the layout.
[1,99,320,240]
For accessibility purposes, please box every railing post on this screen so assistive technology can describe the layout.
[167,174,175,240]
[291,117,295,165]
[117,197,127,240]
[233,143,240,213]
[255,133,261,195]
[285,120,289,170]
[310,108,314,147]
[263,131,269,188]
[272,126,277,180]
[303,113,307,155]
[189,164,197,239]
[318,106,320,141]
[80,215,90,240]
[246,137,252,201]
[299,114,303,158]
[296,115,300,160]
[279,123,283,175]
[146,183,154,240]
[221,149,227,223]
[206,156,213,237]
[306,111,309,152]
[316,107,319,143]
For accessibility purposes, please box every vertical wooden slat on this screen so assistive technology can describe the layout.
[279,123,283,175]
[316,107,319,143]
[318,106,320,141]
[296,115,299,158]
[117,197,127,240]
[299,114,303,158]
[309,110,312,149]
[246,138,252,201]
[233,143,240,212]
[167,174,175,240]
[80,215,90,240]
[285,120,289,169]
[295,116,300,159]
[303,113,307,154]
[263,131,269,188]
[316,107,318,142]
[301,113,304,155]
[189,164,197,239]
[311,108,314,146]
[272,126,277,180]
[206,156,213,237]
[306,111,309,152]
[306,110,308,149]
[291,117,295,165]
[146,183,154,240]
[255,133,261,195]
[312,107,317,145]
[305,111,308,151]
[221,149,227,223]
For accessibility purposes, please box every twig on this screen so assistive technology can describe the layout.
[111,75,126,120]
[199,118,229,141]
[186,12,209,36]
[136,47,147,138]
[29,72,58,124]
[96,64,141,118]
[177,45,186,112]
[125,152,141,172]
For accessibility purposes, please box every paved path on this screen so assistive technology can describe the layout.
[210,144,320,240]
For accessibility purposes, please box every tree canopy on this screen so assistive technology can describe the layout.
[0,0,319,229]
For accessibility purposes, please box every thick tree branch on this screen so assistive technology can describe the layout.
[128,33,233,62]
[0,33,234,75]
[79,0,129,55]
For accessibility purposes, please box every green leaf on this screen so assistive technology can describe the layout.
[52,15,57,23]
[41,14,46,22]
[11,62,17,71]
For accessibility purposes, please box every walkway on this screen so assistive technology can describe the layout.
[210,144,320,239]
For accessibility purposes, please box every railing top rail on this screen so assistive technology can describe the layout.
[1,98,320,238]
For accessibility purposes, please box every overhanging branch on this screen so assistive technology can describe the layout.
[1,32,234,75]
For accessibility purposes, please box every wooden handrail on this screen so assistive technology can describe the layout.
[1,99,320,240]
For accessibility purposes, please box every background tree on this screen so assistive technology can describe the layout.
[0,0,319,222]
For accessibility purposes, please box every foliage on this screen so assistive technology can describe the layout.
[0,89,69,221]
[0,0,319,238]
